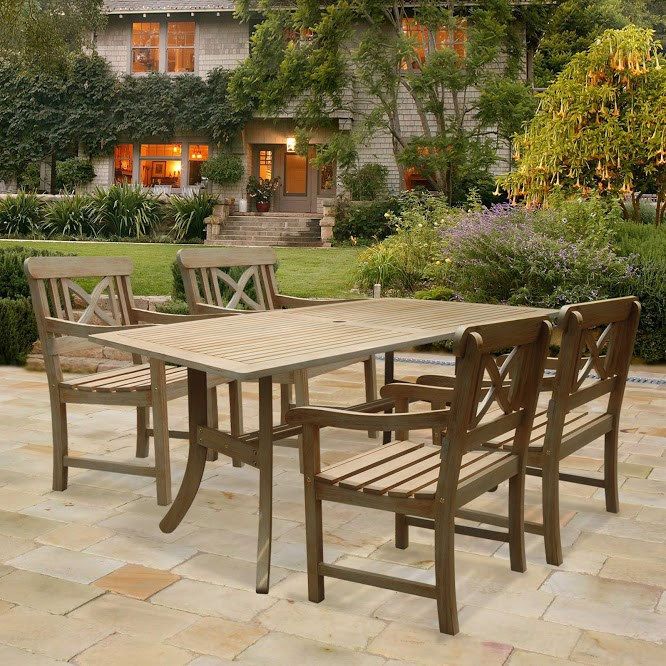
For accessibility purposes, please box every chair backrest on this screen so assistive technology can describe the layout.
[544,296,640,455]
[436,315,552,500]
[23,256,138,379]
[177,247,280,314]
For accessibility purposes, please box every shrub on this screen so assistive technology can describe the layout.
[0,245,68,299]
[340,163,388,201]
[56,158,96,192]
[0,192,44,235]
[613,221,666,265]
[156,299,190,315]
[18,163,41,191]
[166,191,218,241]
[0,297,38,364]
[414,286,455,301]
[333,197,400,244]
[43,194,97,238]
[200,153,244,185]
[444,205,633,308]
[90,185,163,238]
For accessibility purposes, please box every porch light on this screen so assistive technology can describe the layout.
[286,137,296,153]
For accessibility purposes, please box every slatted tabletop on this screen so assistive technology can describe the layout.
[92,299,553,380]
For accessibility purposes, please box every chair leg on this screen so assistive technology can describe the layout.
[280,383,292,423]
[229,381,244,468]
[294,374,309,474]
[206,387,219,462]
[136,407,150,458]
[508,473,526,573]
[364,356,378,438]
[304,478,325,602]
[542,459,563,566]
[604,428,620,513]
[434,515,458,635]
[51,398,68,491]
[150,360,172,506]
[395,514,409,549]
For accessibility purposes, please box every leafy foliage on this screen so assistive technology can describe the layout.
[0,245,65,298]
[340,163,389,201]
[166,192,218,241]
[232,0,534,205]
[0,192,44,235]
[43,194,96,238]
[200,153,245,185]
[500,27,666,225]
[334,197,402,244]
[90,185,163,238]
[0,297,38,364]
[56,158,95,192]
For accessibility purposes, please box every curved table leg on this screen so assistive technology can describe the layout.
[160,368,208,533]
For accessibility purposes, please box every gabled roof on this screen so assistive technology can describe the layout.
[103,2,235,13]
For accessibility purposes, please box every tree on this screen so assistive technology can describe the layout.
[0,1,105,72]
[500,27,666,226]
[532,0,666,87]
[232,0,537,205]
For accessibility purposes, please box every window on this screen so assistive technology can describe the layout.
[258,149,273,180]
[401,18,467,70]
[188,144,209,185]
[318,163,336,194]
[132,22,160,73]
[168,22,195,73]
[139,144,182,188]
[114,144,133,184]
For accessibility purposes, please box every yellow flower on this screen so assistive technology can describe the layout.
[445,257,452,264]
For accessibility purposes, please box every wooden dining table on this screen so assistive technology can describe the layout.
[93,298,553,593]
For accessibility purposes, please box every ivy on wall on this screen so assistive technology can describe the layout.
[0,54,252,182]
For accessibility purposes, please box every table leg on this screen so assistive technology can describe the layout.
[383,351,395,444]
[160,368,208,533]
[256,375,273,593]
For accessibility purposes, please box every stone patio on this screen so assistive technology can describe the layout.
[0,357,664,664]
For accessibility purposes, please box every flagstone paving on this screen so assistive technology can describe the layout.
[0,361,664,664]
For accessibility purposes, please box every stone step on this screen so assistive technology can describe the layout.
[207,238,323,247]
[210,213,323,247]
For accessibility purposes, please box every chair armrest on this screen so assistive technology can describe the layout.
[380,382,454,404]
[416,375,457,389]
[285,405,449,432]
[44,318,147,338]
[130,308,231,324]
[273,294,359,308]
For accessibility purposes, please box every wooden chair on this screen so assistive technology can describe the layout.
[285,316,552,634]
[410,297,640,566]
[24,256,243,505]
[176,247,378,437]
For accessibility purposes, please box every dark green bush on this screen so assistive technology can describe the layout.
[156,299,190,315]
[340,163,389,201]
[333,196,402,244]
[43,194,97,238]
[414,286,455,301]
[0,245,66,299]
[56,158,96,192]
[0,192,44,235]
[0,297,39,364]
[18,163,41,191]
[200,153,245,185]
[165,191,218,241]
[90,185,163,237]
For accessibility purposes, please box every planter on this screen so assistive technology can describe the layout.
[256,201,271,213]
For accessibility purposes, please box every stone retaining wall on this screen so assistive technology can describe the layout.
[26,295,171,374]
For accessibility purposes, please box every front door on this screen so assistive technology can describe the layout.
[253,145,333,213]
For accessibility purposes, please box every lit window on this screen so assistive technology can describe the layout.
[284,153,307,195]
[132,22,160,73]
[401,18,467,70]
[114,144,133,184]
[258,150,273,180]
[188,144,209,185]
[167,22,195,73]
[139,144,182,188]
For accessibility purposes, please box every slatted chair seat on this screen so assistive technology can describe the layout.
[317,441,517,499]
[483,409,593,453]
[62,364,227,394]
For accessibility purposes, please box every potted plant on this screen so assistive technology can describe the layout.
[247,176,280,212]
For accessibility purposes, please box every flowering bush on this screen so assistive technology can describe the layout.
[444,204,634,308]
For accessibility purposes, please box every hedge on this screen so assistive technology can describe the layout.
[0,297,39,364]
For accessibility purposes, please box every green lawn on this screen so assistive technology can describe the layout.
[0,239,363,298]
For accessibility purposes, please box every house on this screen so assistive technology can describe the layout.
[91,1,520,214]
